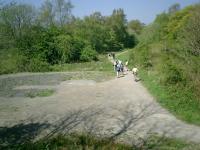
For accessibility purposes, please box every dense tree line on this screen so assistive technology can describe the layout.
[0,0,135,74]
[128,19,145,35]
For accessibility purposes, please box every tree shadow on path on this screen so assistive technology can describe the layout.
[0,122,50,149]
[0,103,193,149]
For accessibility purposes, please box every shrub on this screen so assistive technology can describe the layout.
[183,4,200,56]
[0,48,27,74]
[137,45,152,68]
[54,35,72,64]
[163,63,185,85]
[26,58,51,72]
[80,46,98,62]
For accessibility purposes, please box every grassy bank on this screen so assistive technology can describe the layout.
[139,69,200,125]
[120,4,200,126]
[117,49,200,125]
[116,49,131,62]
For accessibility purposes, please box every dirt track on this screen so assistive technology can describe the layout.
[1,72,200,145]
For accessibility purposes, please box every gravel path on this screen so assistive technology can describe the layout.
[0,72,200,145]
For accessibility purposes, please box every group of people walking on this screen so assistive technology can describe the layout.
[113,60,128,78]
[108,52,139,81]
[113,60,139,81]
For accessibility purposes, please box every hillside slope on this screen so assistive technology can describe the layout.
[128,4,200,125]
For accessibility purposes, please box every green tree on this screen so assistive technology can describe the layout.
[55,0,73,26]
[39,0,55,26]
[80,45,97,62]
[55,35,72,63]
[107,9,127,48]
[0,2,36,39]
[39,0,73,27]
[128,19,144,35]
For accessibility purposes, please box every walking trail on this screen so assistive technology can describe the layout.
[1,71,200,144]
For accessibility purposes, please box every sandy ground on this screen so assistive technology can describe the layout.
[1,71,200,145]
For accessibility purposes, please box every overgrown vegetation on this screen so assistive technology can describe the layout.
[116,50,131,63]
[3,133,198,150]
[51,55,113,72]
[0,0,136,75]
[128,3,200,125]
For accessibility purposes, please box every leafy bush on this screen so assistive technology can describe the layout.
[163,63,185,85]
[0,48,27,74]
[54,34,73,63]
[80,46,98,62]
[26,58,51,72]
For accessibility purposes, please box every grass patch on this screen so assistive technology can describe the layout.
[3,134,199,150]
[50,54,115,82]
[116,49,133,70]
[36,89,54,97]
[8,134,132,150]
[51,55,113,72]
[26,89,54,98]
[116,49,131,62]
[145,135,199,150]
[138,69,200,125]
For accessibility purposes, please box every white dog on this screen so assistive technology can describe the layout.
[132,67,139,81]
[132,67,138,75]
